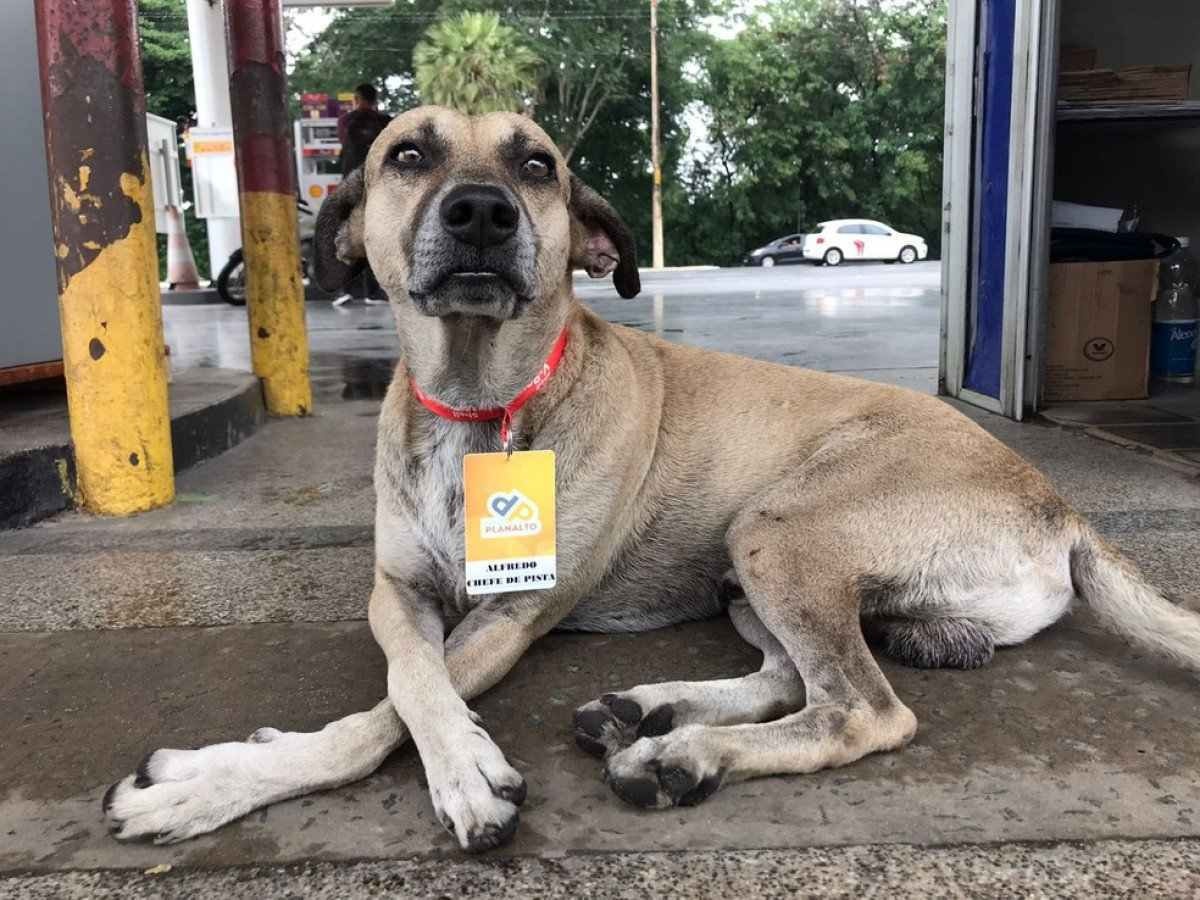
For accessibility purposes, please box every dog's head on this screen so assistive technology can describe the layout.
[315,106,640,320]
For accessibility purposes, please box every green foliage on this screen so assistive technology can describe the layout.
[289,0,445,113]
[413,12,541,114]
[289,0,716,260]
[674,0,947,265]
[138,0,194,124]
[435,0,710,163]
[141,0,946,272]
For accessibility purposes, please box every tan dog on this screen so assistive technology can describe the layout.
[103,107,1200,852]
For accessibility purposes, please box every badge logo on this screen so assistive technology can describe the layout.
[481,490,542,538]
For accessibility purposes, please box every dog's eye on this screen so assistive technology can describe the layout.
[521,154,554,179]
[390,143,423,166]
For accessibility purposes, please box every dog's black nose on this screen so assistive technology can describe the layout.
[439,184,519,249]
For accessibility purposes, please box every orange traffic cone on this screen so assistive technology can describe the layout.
[165,205,201,290]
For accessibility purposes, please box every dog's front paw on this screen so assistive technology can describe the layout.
[573,693,675,758]
[427,730,526,853]
[104,742,266,843]
[603,728,727,810]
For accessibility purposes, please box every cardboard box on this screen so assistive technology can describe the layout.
[1043,259,1159,402]
[1058,65,1192,103]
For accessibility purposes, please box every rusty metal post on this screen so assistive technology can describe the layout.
[34,0,175,515]
[225,0,312,416]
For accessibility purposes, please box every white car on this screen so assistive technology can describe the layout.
[801,219,928,266]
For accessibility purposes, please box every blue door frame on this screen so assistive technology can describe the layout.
[941,0,1057,419]
[964,0,1016,400]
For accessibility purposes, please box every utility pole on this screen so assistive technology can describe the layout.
[649,0,664,269]
[186,0,241,279]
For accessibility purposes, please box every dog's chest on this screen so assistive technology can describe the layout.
[380,421,500,619]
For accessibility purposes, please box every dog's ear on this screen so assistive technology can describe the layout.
[568,174,640,299]
[313,166,367,293]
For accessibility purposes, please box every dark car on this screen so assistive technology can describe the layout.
[743,234,808,267]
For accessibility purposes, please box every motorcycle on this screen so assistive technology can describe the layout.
[216,196,317,306]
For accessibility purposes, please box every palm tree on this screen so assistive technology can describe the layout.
[413,12,541,116]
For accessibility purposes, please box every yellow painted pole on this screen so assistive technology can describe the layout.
[225,0,312,416]
[34,0,175,515]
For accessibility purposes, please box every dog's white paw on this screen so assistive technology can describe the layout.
[103,733,296,844]
[425,728,526,853]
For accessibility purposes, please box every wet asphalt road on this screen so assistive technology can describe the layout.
[163,262,941,398]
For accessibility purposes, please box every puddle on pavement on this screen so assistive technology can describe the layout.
[310,354,398,402]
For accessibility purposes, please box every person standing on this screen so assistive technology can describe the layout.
[333,84,391,307]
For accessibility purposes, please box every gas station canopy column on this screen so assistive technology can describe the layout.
[33,0,175,515]
[224,0,312,417]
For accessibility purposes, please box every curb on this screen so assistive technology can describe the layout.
[168,376,267,472]
[0,447,77,531]
[0,371,266,529]
[571,266,721,276]
[160,285,338,305]
[160,285,224,306]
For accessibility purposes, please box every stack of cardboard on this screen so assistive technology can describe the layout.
[1058,47,1191,103]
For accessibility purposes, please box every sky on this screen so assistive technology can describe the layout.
[284,7,336,58]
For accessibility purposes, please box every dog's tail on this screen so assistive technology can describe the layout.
[1070,525,1200,670]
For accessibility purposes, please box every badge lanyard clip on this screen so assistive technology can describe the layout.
[501,412,514,459]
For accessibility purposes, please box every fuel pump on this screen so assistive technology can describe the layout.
[294,117,343,213]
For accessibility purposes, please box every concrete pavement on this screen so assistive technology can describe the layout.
[5,261,1200,895]
[6,841,1200,898]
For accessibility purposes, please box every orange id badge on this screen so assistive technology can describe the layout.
[463,450,557,596]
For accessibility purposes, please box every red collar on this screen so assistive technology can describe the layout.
[410,326,570,451]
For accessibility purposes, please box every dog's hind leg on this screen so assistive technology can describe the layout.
[602,517,917,809]
[573,590,805,758]
[104,700,406,844]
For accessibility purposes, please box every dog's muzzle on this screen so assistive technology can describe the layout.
[407,182,536,319]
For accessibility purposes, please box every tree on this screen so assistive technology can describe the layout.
[672,0,946,266]
[413,11,541,114]
[289,0,446,115]
[435,0,716,165]
[284,0,945,268]
[289,0,715,264]
[138,0,195,125]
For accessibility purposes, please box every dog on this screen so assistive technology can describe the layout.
[103,107,1200,852]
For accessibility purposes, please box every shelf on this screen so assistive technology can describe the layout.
[1057,101,1200,123]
